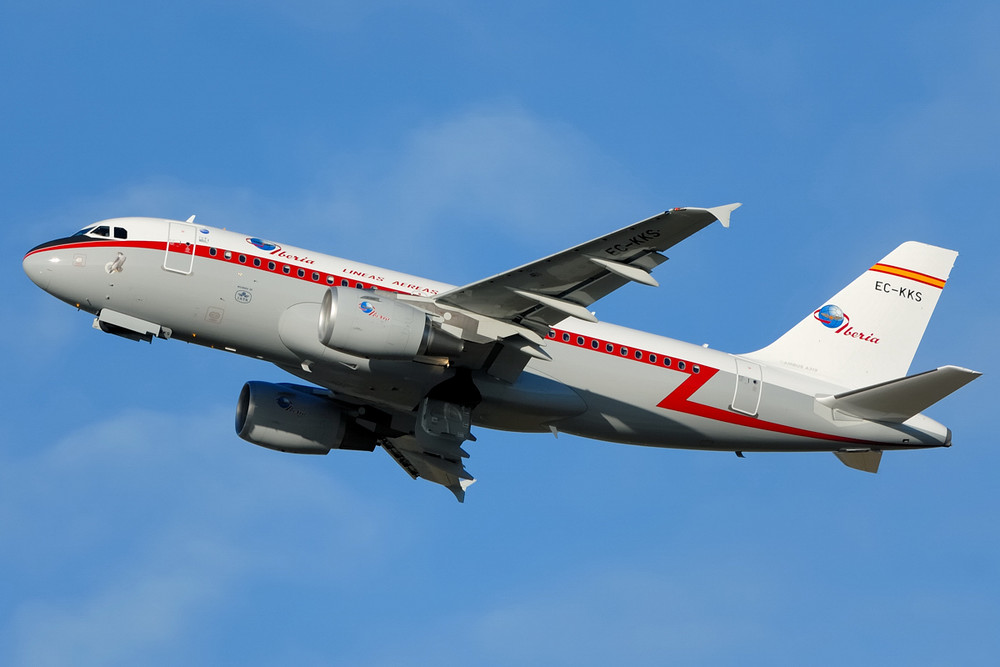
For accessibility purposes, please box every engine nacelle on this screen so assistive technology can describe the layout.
[235,381,377,455]
[317,287,463,360]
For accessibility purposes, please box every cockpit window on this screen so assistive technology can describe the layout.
[72,225,126,239]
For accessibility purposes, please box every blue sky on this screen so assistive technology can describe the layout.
[3,1,998,665]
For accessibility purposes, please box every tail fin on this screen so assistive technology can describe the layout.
[748,242,958,388]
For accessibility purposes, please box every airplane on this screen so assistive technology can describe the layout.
[22,204,981,501]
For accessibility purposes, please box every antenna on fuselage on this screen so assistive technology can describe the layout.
[186,215,196,223]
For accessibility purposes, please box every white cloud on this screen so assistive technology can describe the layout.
[813,7,1000,217]
[30,105,637,282]
[1,408,385,666]
[12,563,226,667]
[297,105,638,273]
[468,572,752,665]
[353,565,770,667]
[225,0,433,33]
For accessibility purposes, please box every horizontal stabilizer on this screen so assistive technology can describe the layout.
[835,450,883,473]
[818,365,981,423]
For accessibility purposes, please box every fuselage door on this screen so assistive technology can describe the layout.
[732,358,763,416]
[164,221,197,274]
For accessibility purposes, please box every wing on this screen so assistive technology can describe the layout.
[434,204,740,332]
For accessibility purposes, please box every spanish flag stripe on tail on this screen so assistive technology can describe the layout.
[870,263,947,289]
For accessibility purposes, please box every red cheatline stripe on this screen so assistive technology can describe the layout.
[550,329,879,445]
[870,263,946,289]
[654,368,878,445]
[26,238,437,295]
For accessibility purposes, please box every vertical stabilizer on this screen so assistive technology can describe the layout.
[748,242,957,388]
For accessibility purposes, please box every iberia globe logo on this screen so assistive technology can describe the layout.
[814,304,847,329]
[246,237,278,251]
[358,300,390,321]
[814,304,880,343]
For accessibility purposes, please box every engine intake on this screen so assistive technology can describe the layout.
[318,287,463,360]
[236,381,377,454]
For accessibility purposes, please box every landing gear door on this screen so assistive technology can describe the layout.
[732,358,763,416]
[164,221,197,274]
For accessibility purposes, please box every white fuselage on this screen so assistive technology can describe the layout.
[23,217,951,454]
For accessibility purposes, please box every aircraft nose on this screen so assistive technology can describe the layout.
[23,247,53,291]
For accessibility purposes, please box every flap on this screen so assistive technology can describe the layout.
[382,435,475,502]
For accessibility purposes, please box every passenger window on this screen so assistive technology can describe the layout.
[297,268,305,278]
[253,258,261,267]
[282,265,290,274]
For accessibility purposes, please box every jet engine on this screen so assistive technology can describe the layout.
[235,381,378,454]
[317,287,463,360]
